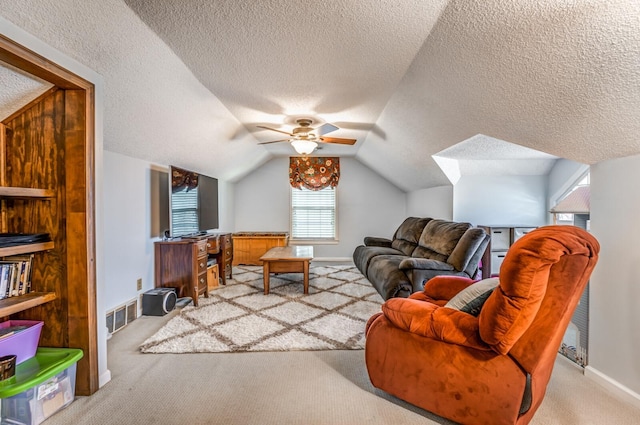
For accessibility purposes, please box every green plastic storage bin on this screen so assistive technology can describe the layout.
[0,347,83,425]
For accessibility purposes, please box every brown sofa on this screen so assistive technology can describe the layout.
[353,217,490,300]
[364,225,599,425]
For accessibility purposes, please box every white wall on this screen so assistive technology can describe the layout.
[104,151,236,310]
[588,155,640,399]
[453,175,548,226]
[407,185,453,219]
[548,159,589,204]
[103,152,157,308]
[234,157,407,259]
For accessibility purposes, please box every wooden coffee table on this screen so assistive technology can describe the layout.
[259,246,314,295]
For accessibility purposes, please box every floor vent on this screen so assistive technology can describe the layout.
[106,298,138,334]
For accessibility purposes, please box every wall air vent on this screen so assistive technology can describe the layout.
[106,298,138,335]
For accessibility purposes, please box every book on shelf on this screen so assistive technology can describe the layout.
[4,263,19,298]
[0,264,9,298]
[0,254,34,299]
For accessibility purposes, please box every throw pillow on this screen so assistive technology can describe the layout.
[444,277,500,316]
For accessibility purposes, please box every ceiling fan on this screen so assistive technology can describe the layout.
[257,119,357,154]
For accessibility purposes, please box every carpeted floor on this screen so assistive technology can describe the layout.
[40,264,640,424]
[140,265,384,353]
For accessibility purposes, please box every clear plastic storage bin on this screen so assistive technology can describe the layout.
[0,347,83,425]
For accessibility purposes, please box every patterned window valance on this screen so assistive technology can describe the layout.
[171,167,199,193]
[289,157,340,191]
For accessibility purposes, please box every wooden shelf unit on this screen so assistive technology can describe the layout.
[0,292,57,317]
[0,187,55,199]
[0,241,54,257]
[0,35,98,396]
[0,240,55,316]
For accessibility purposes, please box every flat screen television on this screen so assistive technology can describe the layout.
[168,165,219,238]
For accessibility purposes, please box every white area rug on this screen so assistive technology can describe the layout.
[139,264,383,353]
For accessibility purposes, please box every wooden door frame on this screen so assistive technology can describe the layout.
[0,34,98,395]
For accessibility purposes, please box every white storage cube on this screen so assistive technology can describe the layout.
[490,228,511,250]
[513,227,536,242]
[491,251,508,275]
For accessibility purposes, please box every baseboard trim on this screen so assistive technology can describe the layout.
[311,257,353,263]
[584,365,640,409]
[99,369,112,388]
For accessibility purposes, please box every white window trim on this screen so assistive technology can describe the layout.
[289,186,339,243]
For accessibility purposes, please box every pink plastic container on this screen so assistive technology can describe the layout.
[0,320,43,364]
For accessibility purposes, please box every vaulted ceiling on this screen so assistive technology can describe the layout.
[1,0,639,191]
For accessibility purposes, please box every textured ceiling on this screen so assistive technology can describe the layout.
[0,61,53,121]
[1,0,640,191]
[121,0,449,157]
[433,134,559,184]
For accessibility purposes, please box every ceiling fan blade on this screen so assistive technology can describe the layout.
[316,123,339,136]
[258,138,290,145]
[319,136,357,145]
[256,125,294,137]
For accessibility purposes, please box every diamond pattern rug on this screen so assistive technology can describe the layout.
[139,264,384,353]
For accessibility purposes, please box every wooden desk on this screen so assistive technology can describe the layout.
[207,232,233,284]
[259,246,313,295]
[154,237,209,306]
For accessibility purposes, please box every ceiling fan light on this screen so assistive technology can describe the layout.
[291,139,318,155]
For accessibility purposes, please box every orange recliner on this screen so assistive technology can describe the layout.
[365,226,599,425]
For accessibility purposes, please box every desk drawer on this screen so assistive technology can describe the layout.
[197,272,207,296]
[197,256,208,274]
[195,239,208,256]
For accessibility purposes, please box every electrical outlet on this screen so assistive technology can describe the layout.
[137,278,142,291]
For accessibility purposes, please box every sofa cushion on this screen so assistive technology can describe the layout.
[399,257,456,272]
[363,236,392,247]
[366,255,413,300]
[412,220,472,261]
[353,245,404,279]
[391,217,433,256]
[445,277,499,316]
[447,227,490,273]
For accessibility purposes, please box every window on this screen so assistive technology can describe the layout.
[550,171,590,227]
[170,187,199,236]
[291,187,337,241]
[556,213,574,222]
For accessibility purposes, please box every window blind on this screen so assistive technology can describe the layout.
[171,187,199,236]
[291,187,336,239]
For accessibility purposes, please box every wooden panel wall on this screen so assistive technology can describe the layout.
[5,90,68,347]
[64,89,98,392]
[3,88,97,395]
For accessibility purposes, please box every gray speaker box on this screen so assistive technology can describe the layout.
[142,288,177,316]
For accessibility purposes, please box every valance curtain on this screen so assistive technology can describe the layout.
[171,167,199,193]
[289,157,340,191]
